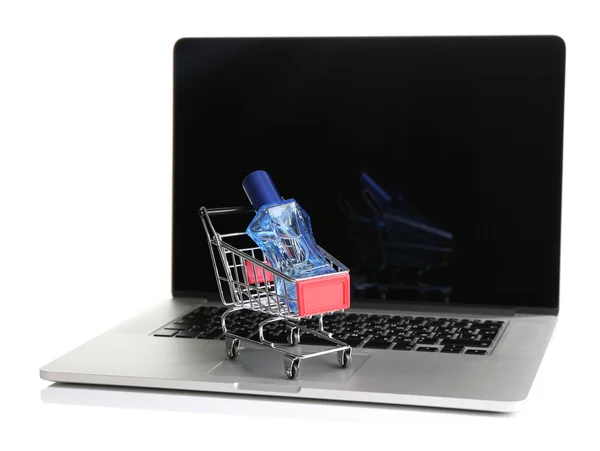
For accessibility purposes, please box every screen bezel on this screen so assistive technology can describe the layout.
[171,35,565,315]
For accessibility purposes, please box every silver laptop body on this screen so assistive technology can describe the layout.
[40,35,565,412]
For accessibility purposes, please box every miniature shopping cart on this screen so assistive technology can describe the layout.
[199,206,352,379]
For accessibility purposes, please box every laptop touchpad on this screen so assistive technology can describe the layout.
[208,347,369,383]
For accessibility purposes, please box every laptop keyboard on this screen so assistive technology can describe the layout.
[153,306,506,355]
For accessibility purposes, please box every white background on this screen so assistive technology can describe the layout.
[1,0,599,449]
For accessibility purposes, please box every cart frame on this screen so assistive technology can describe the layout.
[199,206,352,379]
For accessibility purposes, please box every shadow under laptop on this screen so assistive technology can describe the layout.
[41,383,513,421]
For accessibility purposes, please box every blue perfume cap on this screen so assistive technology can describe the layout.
[242,170,282,211]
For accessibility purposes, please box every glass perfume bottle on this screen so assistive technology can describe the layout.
[243,170,336,312]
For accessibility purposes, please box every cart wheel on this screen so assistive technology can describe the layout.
[338,348,352,368]
[284,357,300,379]
[287,327,300,346]
[225,337,240,359]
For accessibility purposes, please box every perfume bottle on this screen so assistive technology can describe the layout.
[243,170,336,312]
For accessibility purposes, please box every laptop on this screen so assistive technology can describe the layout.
[40,35,565,412]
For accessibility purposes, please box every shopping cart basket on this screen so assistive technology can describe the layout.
[199,206,352,379]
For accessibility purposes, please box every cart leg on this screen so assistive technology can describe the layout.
[318,314,325,333]
[225,337,240,359]
[258,316,285,346]
[338,348,352,368]
[221,306,244,335]
[286,326,300,346]
[284,356,300,379]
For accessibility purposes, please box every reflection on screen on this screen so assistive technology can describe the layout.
[173,36,564,309]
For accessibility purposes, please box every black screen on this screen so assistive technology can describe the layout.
[173,36,565,310]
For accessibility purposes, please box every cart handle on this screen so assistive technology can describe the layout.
[199,206,254,216]
[198,206,255,244]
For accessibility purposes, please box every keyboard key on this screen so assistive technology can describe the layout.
[416,346,439,352]
[153,329,178,337]
[390,329,407,336]
[412,329,430,337]
[482,330,499,338]
[459,329,478,337]
[371,330,390,338]
[441,339,480,346]
[343,329,364,336]
[456,333,478,340]
[442,344,464,350]
[416,337,439,345]
[480,324,501,331]
[346,330,363,337]
[441,347,463,353]
[465,349,487,355]
[473,341,492,348]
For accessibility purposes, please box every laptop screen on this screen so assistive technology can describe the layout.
[173,36,565,310]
